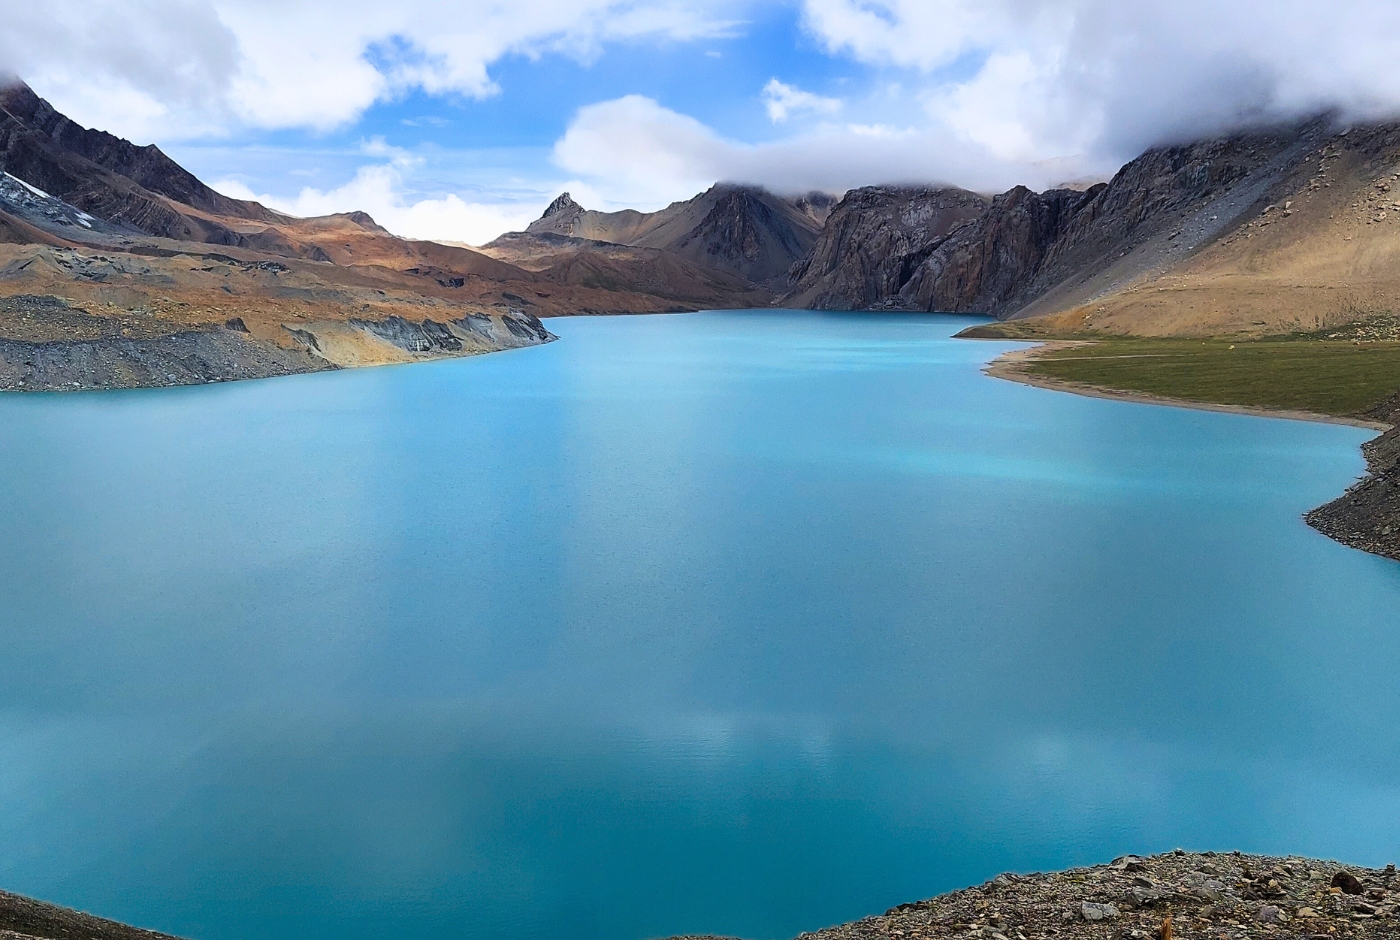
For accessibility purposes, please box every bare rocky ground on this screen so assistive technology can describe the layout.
[0,293,557,392]
[1306,390,1400,560]
[670,852,1400,940]
[7,852,1394,940]
[0,888,184,940]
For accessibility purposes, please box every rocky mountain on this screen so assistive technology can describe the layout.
[496,184,832,287]
[0,80,285,246]
[785,117,1400,337]
[783,186,991,309]
[0,78,786,390]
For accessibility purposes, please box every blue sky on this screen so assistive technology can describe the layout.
[7,0,1400,244]
[171,4,872,220]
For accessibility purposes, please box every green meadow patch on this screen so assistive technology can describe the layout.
[1021,338,1400,418]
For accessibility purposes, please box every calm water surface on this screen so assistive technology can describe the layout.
[1,312,1399,940]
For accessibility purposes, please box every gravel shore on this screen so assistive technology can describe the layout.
[6,851,1396,940]
[670,851,1400,940]
[786,851,1398,940]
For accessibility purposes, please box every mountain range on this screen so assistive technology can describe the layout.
[482,186,834,288]
[3,74,1400,394]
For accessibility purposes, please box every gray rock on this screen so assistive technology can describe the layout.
[1129,886,1165,906]
[1193,879,1224,901]
[1080,901,1119,921]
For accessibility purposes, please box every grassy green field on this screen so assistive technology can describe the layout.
[1020,338,1400,418]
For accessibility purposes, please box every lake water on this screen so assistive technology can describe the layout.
[2,311,1399,940]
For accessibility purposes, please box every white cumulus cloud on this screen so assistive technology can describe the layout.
[212,150,544,247]
[0,0,749,140]
[551,94,1078,209]
[800,0,1400,163]
[761,79,841,123]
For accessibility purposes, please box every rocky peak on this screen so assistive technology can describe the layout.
[337,210,386,233]
[671,185,824,285]
[540,192,582,220]
[527,192,587,236]
[0,78,276,228]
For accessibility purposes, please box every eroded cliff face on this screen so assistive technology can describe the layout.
[783,186,990,309]
[899,186,1098,315]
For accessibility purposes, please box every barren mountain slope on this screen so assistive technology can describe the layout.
[0,79,788,390]
[784,117,1400,338]
[512,185,830,287]
[476,232,774,306]
[1026,121,1400,336]
[784,186,993,309]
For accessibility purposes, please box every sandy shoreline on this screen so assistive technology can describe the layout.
[978,340,1393,432]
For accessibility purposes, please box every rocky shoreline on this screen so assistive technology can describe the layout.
[1304,389,1400,560]
[0,294,556,392]
[7,851,1396,940]
[774,850,1400,940]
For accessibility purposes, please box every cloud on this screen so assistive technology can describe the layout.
[552,94,1081,209]
[10,0,1400,233]
[553,95,734,205]
[0,0,748,140]
[213,159,543,247]
[762,79,842,123]
[0,0,241,139]
[800,0,1400,163]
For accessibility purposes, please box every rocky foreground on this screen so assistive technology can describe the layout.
[1306,390,1400,560]
[675,851,1400,940]
[6,852,1397,940]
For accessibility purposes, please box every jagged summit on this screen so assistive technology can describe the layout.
[511,183,826,286]
[540,192,582,220]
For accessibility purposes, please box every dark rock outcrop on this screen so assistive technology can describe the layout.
[783,116,1361,318]
[1306,390,1400,561]
[0,80,281,246]
[783,186,990,309]
[0,80,272,222]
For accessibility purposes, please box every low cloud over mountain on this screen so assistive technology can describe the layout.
[4,0,1400,243]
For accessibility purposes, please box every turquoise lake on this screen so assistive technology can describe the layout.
[2,311,1400,940]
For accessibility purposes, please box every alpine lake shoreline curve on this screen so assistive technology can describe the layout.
[967,327,1400,562]
[2,312,1400,940]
